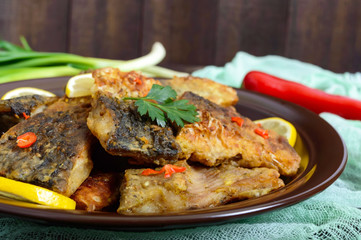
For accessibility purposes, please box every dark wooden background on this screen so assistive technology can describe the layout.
[1,0,360,73]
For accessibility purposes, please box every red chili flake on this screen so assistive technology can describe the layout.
[254,128,269,139]
[22,112,30,120]
[141,164,186,178]
[16,132,37,148]
[141,168,161,176]
[231,117,244,127]
[257,123,262,127]
[133,77,143,85]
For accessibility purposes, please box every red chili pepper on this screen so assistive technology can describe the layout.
[22,112,30,120]
[16,132,37,148]
[243,71,361,120]
[231,117,244,127]
[141,164,186,178]
[254,128,269,139]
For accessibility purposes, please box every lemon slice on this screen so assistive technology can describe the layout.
[254,117,297,147]
[0,176,76,210]
[65,73,94,98]
[1,87,56,100]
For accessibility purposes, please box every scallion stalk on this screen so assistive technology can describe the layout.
[0,38,189,83]
[0,66,81,84]
[140,65,188,78]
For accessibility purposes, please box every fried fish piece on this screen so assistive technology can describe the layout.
[0,97,94,197]
[71,172,121,211]
[87,92,180,166]
[159,76,238,107]
[91,68,159,99]
[0,95,58,134]
[87,68,180,165]
[117,161,284,214]
[176,92,301,176]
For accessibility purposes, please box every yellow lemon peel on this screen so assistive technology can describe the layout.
[0,177,76,209]
[254,117,297,147]
[1,87,56,100]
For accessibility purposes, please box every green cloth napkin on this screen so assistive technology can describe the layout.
[1,53,361,240]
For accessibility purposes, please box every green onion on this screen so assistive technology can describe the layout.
[0,37,188,83]
[140,65,189,78]
[0,66,81,84]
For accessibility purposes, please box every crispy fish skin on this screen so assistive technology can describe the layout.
[0,97,94,197]
[88,68,180,165]
[176,92,301,176]
[87,92,180,166]
[0,95,58,134]
[71,172,121,211]
[159,76,239,107]
[117,161,284,214]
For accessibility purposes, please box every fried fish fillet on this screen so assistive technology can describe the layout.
[176,92,301,176]
[91,67,159,98]
[71,172,121,211]
[0,95,58,135]
[0,97,94,197]
[117,161,284,214]
[87,68,180,165]
[87,92,180,166]
[160,76,238,107]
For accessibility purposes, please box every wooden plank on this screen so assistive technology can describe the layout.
[0,0,69,52]
[168,0,219,65]
[286,0,361,72]
[142,0,172,62]
[215,0,289,65]
[142,0,219,65]
[69,0,143,59]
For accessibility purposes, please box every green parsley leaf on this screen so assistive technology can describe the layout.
[135,99,167,127]
[142,84,177,103]
[124,84,199,127]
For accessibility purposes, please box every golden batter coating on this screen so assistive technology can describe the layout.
[176,92,301,176]
[91,67,160,99]
[117,161,284,214]
[160,76,238,107]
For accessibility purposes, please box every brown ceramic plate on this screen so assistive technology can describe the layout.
[0,77,347,231]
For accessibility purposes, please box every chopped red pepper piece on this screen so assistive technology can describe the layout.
[22,112,30,120]
[254,128,269,139]
[141,164,186,178]
[133,77,143,85]
[231,117,244,127]
[17,132,37,148]
[141,168,163,176]
[163,164,186,178]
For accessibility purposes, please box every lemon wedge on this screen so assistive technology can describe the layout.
[1,87,56,100]
[65,73,94,98]
[254,117,297,147]
[0,176,76,209]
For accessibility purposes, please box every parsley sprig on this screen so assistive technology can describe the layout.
[123,84,199,127]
